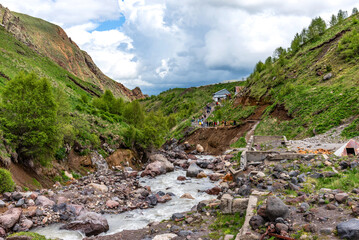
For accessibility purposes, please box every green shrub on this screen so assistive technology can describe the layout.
[0,168,15,193]
[55,147,67,160]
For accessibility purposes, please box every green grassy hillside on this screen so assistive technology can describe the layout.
[243,12,359,139]
[0,5,144,100]
[142,82,244,138]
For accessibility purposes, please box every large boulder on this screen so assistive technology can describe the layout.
[266,196,289,221]
[337,218,359,240]
[61,212,109,236]
[141,161,166,177]
[35,196,55,207]
[186,163,202,178]
[150,154,174,172]
[88,183,108,193]
[141,154,174,177]
[0,208,22,229]
[196,144,204,153]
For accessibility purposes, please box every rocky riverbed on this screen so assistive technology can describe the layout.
[3,138,359,240]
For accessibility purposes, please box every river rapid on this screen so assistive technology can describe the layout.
[33,156,218,240]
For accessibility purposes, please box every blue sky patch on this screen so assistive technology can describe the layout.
[94,16,125,32]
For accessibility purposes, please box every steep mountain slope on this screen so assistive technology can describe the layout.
[0,4,145,100]
[239,13,359,139]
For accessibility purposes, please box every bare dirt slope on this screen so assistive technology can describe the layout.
[185,123,255,155]
[8,163,53,190]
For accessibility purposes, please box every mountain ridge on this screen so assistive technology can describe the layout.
[0,4,146,100]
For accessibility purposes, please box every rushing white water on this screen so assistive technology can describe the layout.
[33,159,218,240]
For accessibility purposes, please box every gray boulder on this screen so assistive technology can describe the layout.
[323,72,333,81]
[186,163,202,178]
[61,212,109,236]
[266,196,289,221]
[337,218,359,240]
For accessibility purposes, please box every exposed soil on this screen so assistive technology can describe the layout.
[185,123,255,155]
[270,104,293,121]
[8,163,52,190]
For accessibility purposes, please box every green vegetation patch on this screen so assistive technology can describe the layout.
[316,168,359,191]
[8,232,53,240]
[0,168,15,193]
[230,137,246,148]
[208,212,245,239]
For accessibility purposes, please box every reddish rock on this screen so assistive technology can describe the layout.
[35,196,55,207]
[128,171,138,178]
[29,192,38,200]
[106,200,119,209]
[303,223,317,233]
[181,193,194,199]
[141,160,173,177]
[177,176,186,181]
[197,172,207,178]
[0,227,5,237]
[0,208,22,229]
[61,212,109,237]
[57,196,68,205]
[20,218,33,230]
[205,186,221,195]
[286,195,306,204]
[209,173,222,181]
[276,223,289,233]
[157,194,172,203]
[326,204,336,210]
[335,193,349,203]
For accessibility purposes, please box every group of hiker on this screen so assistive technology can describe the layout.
[192,117,237,128]
[191,102,238,128]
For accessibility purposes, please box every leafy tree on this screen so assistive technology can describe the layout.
[330,14,338,27]
[337,10,348,23]
[0,72,66,165]
[273,47,286,60]
[307,17,326,40]
[123,101,145,127]
[92,90,124,115]
[299,28,309,44]
[353,7,359,16]
[290,33,301,53]
[254,61,265,73]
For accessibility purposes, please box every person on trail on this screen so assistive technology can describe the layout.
[224,120,226,126]
[233,120,236,126]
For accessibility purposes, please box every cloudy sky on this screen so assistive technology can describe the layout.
[0,0,358,95]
